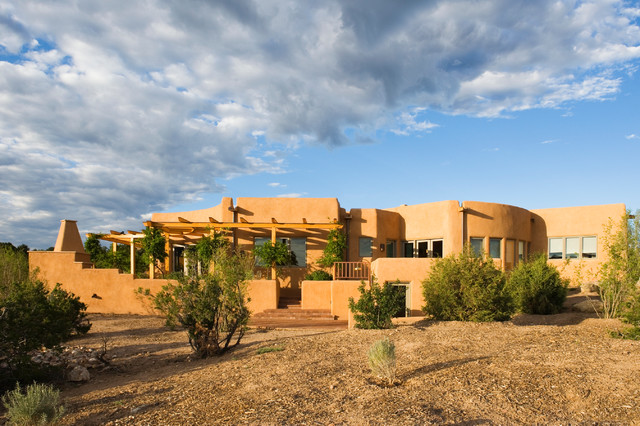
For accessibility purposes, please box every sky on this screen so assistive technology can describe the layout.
[1,0,640,249]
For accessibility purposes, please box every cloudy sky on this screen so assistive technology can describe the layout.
[1,0,640,248]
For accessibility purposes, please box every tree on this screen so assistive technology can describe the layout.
[599,211,640,319]
[317,228,346,268]
[422,246,513,322]
[141,226,168,276]
[254,240,292,279]
[84,234,132,272]
[151,248,253,357]
[184,230,229,275]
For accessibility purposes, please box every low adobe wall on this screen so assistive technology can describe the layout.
[301,279,361,322]
[29,251,278,316]
[372,257,436,314]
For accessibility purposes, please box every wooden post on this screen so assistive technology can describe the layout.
[271,226,277,280]
[130,238,135,276]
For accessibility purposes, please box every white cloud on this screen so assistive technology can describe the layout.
[541,139,557,144]
[626,134,639,140]
[1,0,640,246]
[268,182,285,188]
[277,193,305,198]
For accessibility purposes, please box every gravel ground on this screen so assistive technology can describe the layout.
[28,309,640,425]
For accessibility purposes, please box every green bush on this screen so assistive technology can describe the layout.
[348,278,404,329]
[317,228,346,268]
[0,280,90,389]
[2,382,65,425]
[304,270,333,281]
[367,337,397,386]
[505,253,568,314]
[151,248,252,357]
[1,244,29,293]
[84,234,135,273]
[422,246,513,322]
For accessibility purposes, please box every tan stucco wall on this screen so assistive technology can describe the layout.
[301,280,332,310]
[330,280,362,321]
[151,197,234,222]
[30,251,279,316]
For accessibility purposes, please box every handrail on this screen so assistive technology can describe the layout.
[333,261,371,282]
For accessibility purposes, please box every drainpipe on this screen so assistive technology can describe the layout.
[228,204,238,250]
[344,213,352,262]
[458,202,467,251]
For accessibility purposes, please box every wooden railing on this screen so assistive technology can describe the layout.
[333,261,371,282]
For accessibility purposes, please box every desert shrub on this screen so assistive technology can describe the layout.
[348,278,404,329]
[0,280,90,388]
[304,270,333,281]
[151,248,252,357]
[2,382,65,425]
[422,246,513,322]
[598,211,640,319]
[506,253,568,314]
[1,244,30,295]
[368,337,396,385]
[256,345,284,354]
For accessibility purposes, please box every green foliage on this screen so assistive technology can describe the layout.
[2,382,65,425]
[304,270,333,281]
[151,248,253,357]
[506,253,569,314]
[421,246,513,322]
[317,228,346,268]
[1,244,30,293]
[184,231,229,275]
[256,345,284,354]
[254,240,292,267]
[84,234,135,273]
[348,278,404,329]
[598,211,640,319]
[141,227,168,275]
[0,280,90,388]
[367,337,397,386]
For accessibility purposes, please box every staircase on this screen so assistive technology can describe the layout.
[249,297,347,329]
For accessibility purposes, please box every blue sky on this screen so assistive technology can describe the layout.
[1,1,640,248]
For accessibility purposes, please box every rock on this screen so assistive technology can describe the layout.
[68,365,91,382]
[572,300,603,313]
[580,281,600,293]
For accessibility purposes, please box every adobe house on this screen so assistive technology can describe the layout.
[29,197,625,324]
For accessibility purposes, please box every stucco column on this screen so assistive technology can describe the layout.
[164,234,173,274]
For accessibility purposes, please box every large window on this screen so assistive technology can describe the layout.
[359,237,373,257]
[548,236,597,260]
[470,237,484,256]
[255,237,306,267]
[489,238,501,259]
[518,241,525,261]
[401,239,444,258]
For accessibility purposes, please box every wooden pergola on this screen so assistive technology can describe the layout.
[94,216,342,278]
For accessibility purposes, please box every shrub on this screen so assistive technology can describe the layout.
[506,253,568,314]
[0,244,29,293]
[0,280,90,388]
[256,345,284,354]
[2,382,65,425]
[422,246,513,322]
[151,248,252,357]
[367,337,396,385]
[348,278,404,329]
[304,270,333,281]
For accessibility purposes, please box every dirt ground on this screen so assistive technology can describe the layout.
[18,304,636,425]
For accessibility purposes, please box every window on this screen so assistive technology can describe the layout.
[402,241,414,258]
[548,238,563,259]
[582,236,597,258]
[386,240,396,258]
[470,237,484,256]
[255,237,306,267]
[432,240,444,258]
[565,237,580,259]
[403,239,444,258]
[518,241,525,261]
[548,236,597,260]
[359,237,373,257]
[489,238,501,258]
